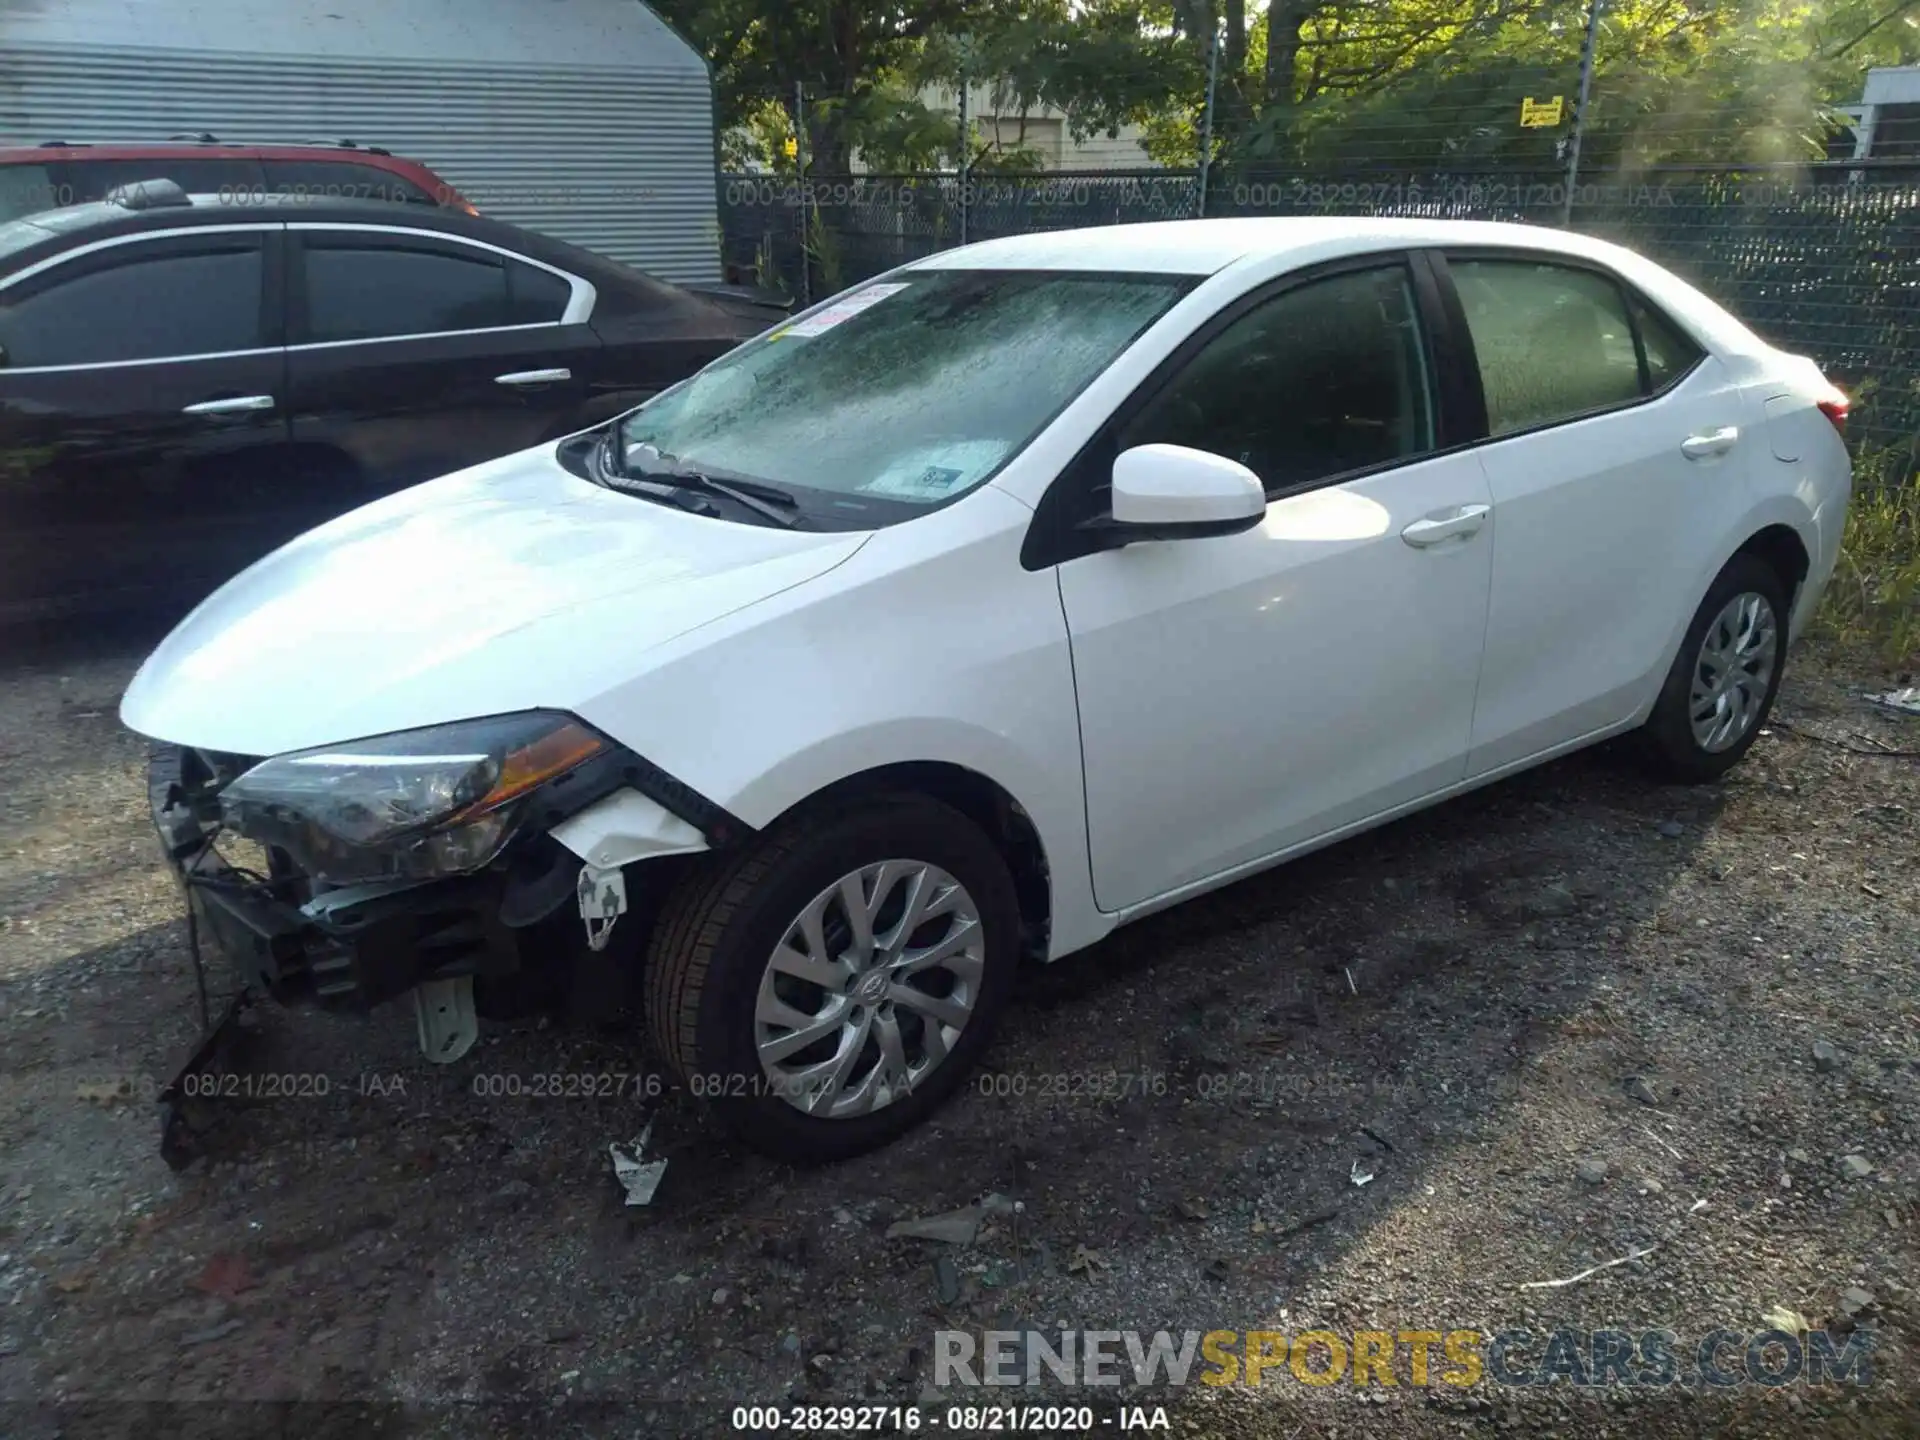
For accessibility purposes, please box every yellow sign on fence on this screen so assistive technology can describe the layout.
[1519,96,1565,128]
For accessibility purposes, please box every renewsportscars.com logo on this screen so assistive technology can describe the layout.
[934,1326,1876,1389]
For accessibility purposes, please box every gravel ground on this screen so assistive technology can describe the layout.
[0,620,1915,1440]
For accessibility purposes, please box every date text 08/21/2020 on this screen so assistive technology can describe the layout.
[729,1404,1167,1433]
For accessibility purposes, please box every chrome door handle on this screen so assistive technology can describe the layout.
[183,395,275,416]
[495,368,571,387]
[1401,503,1491,548]
[1681,426,1739,460]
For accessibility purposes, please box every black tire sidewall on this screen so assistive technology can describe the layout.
[1645,553,1790,780]
[688,796,1020,1162]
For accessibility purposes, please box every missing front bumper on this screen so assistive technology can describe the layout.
[147,743,569,1022]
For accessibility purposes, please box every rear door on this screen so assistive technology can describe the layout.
[283,224,603,497]
[1433,251,1753,776]
[0,225,290,619]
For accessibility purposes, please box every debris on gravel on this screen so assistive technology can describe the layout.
[2,632,1916,1437]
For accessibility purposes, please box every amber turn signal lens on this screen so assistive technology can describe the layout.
[464,720,605,817]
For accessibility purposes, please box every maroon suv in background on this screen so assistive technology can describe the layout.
[0,136,475,222]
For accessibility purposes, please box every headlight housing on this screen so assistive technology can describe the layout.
[218,711,608,886]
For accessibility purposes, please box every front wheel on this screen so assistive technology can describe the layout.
[643,793,1020,1162]
[1635,552,1789,783]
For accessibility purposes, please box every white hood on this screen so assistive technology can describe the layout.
[120,447,868,757]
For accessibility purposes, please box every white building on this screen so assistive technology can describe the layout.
[0,0,722,282]
[1836,66,1920,159]
[903,82,1162,171]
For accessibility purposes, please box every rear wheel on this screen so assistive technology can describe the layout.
[1636,553,1788,783]
[644,793,1020,1162]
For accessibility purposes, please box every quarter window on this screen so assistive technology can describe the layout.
[1451,259,1645,434]
[1629,292,1704,391]
[0,243,264,367]
[1118,265,1437,494]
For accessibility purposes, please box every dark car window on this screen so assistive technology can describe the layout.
[261,160,438,206]
[300,240,514,342]
[0,241,265,367]
[48,157,266,206]
[506,260,573,323]
[1118,264,1437,494]
[1451,259,1644,435]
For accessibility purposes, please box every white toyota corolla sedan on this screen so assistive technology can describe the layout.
[124,217,1852,1162]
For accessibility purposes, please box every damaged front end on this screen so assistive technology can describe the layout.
[146,714,745,1161]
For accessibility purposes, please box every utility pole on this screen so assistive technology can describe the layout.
[1197,17,1222,218]
[1562,0,1602,227]
[956,36,973,247]
[793,81,811,304]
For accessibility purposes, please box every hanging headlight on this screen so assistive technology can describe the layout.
[218,711,607,885]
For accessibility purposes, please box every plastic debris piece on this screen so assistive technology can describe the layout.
[609,1121,668,1206]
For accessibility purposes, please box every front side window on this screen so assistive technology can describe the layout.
[616,270,1192,518]
[301,240,513,341]
[1118,264,1437,493]
[1451,259,1643,435]
[0,242,264,367]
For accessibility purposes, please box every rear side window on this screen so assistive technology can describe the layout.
[261,160,438,206]
[506,260,573,323]
[1451,259,1642,435]
[301,241,511,341]
[0,241,264,366]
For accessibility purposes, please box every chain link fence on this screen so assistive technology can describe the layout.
[717,162,1920,463]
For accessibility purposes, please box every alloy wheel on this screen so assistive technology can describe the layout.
[753,859,984,1119]
[1689,590,1778,753]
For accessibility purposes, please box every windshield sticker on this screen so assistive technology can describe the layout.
[860,441,1008,500]
[773,282,911,339]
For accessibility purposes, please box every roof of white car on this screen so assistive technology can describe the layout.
[916,216,1630,277]
[912,215,1767,355]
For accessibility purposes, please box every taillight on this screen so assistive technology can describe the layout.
[1817,387,1849,435]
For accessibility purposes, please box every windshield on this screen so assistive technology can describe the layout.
[616,269,1193,525]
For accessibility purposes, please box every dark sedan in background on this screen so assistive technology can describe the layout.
[0,182,782,623]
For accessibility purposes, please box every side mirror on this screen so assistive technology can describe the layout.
[1093,443,1267,545]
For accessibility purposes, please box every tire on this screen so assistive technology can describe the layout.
[1635,552,1790,784]
[644,792,1020,1162]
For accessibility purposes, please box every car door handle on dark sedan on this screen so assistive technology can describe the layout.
[183,395,276,416]
[495,368,572,387]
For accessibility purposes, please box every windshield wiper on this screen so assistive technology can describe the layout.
[603,433,803,528]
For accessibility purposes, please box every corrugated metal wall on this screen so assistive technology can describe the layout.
[0,10,720,284]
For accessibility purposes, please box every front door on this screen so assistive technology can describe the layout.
[0,226,289,619]
[1051,259,1497,912]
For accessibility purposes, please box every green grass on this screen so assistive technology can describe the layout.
[1814,444,1920,670]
